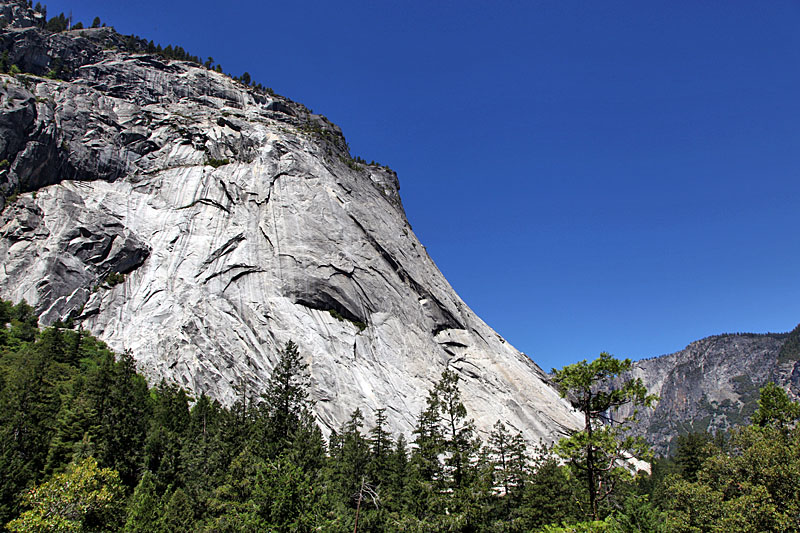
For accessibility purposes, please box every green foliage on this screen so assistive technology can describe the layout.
[6,457,124,532]
[777,322,800,364]
[158,487,196,532]
[122,472,159,533]
[205,157,230,168]
[751,381,800,431]
[45,12,68,33]
[328,308,367,331]
[659,385,800,532]
[104,271,126,287]
[519,453,584,530]
[552,352,658,521]
[406,369,489,529]
[1,296,796,531]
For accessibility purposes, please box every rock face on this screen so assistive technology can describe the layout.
[619,328,800,455]
[0,1,581,442]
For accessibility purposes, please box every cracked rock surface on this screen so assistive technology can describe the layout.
[0,1,581,442]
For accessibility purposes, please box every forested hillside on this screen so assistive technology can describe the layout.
[2,299,800,531]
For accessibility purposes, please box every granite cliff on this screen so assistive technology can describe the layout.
[0,1,581,442]
[619,325,800,455]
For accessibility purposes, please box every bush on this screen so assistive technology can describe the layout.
[206,157,230,168]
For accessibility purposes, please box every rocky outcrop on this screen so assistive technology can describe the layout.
[0,1,581,443]
[619,329,800,455]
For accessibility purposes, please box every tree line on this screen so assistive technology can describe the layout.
[21,2,276,96]
[1,298,799,531]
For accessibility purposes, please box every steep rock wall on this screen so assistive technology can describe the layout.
[0,1,581,442]
[619,331,799,455]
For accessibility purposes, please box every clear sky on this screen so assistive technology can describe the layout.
[44,1,800,372]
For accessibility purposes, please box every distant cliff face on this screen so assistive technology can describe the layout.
[619,328,800,455]
[0,1,581,442]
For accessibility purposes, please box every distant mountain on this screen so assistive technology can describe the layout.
[620,324,800,455]
[0,0,580,443]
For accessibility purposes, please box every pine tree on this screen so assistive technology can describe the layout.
[488,421,529,522]
[254,340,314,459]
[331,408,371,508]
[143,381,191,492]
[368,408,391,487]
[551,352,657,520]
[519,453,583,530]
[409,368,482,526]
[103,350,150,487]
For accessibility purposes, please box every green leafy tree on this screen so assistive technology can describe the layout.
[0,343,64,522]
[181,394,230,516]
[552,352,657,521]
[143,381,191,492]
[663,384,800,532]
[7,457,124,532]
[488,421,528,502]
[751,381,800,431]
[671,432,718,483]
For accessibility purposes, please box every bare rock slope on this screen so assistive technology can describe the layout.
[0,1,580,441]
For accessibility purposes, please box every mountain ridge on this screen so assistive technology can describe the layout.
[619,325,800,455]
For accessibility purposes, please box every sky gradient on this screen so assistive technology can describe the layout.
[44,1,800,371]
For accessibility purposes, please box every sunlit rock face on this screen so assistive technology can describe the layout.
[616,332,799,455]
[0,0,581,441]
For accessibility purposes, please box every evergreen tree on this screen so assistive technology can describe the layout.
[551,352,657,520]
[158,487,196,532]
[181,394,229,518]
[331,408,371,509]
[519,452,583,530]
[123,471,160,533]
[254,340,314,459]
[101,350,150,487]
[672,432,717,483]
[409,368,483,528]
[367,408,391,490]
[752,381,800,432]
[488,421,528,521]
[143,381,191,492]
[0,343,62,522]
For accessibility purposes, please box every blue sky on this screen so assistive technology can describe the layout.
[46,1,800,371]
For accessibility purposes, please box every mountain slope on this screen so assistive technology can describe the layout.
[0,1,580,442]
[620,327,800,455]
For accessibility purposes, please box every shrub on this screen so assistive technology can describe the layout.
[206,157,230,168]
